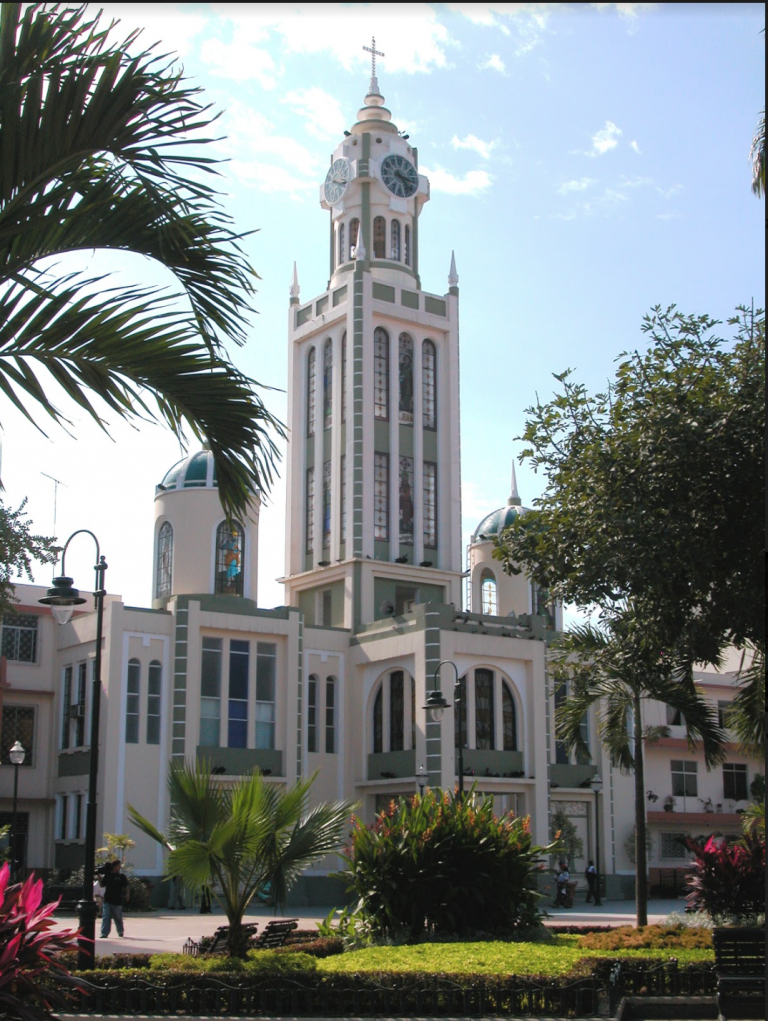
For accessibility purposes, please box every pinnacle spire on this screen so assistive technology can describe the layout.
[508,459,522,507]
[448,250,459,288]
[289,262,300,300]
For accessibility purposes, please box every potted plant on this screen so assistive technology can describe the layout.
[663,795,676,812]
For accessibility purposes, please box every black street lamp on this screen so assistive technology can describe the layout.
[40,531,107,970]
[590,773,603,907]
[423,660,465,799]
[9,741,25,881]
[417,763,427,798]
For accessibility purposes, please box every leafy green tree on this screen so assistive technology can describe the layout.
[553,613,725,927]
[0,497,58,615]
[128,761,355,957]
[0,3,283,519]
[550,808,583,868]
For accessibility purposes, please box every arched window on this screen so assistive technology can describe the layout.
[349,218,360,256]
[455,675,467,750]
[307,674,318,752]
[422,340,436,430]
[404,224,411,266]
[341,332,347,423]
[373,216,386,258]
[338,222,345,266]
[156,522,173,599]
[502,682,517,751]
[215,521,245,597]
[475,669,495,749]
[323,338,333,429]
[372,671,414,754]
[126,659,140,744]
[307,347,316,437]
[147,660,161,745]
[398,333,414,424]
[481,570,498,615]
[326,676,336,753]
[374,327,389,420]
[373,687,383,753]
[305,468,315,554]
[391,219,401,261]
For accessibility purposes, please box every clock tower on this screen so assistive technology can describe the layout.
[283,54,463,632]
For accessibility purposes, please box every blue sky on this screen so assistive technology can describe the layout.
[3,2,764,613]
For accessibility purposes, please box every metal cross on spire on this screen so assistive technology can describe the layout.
[363,36,384,94]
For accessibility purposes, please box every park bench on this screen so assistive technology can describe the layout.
[712,926,765,1019]
[183,918,298,957]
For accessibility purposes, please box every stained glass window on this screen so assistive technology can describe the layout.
[373,216,386,258]
[481,570,498,615]
[126,659,140,744]
[156,522,173,599]
[422,340,436,430]
[423,462,437,549]
[305,468,315,554]
[215,521,244,597]
[322,460,332,549]
[307,347,316,437]
[475,669,494,750]
[323,339,333,429]
[147,661,161,745]
[404,224,411,266]
[374,327,389,419]
[374,453,389,541]
[340,455,347,543]
[338,222,345,265]
[398,333,414,424]
[399,456,414,546]
[502,683,517,751]
[391,219,401,261]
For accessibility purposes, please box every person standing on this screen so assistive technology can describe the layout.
[100,859,129,937]
[585,860,598,904]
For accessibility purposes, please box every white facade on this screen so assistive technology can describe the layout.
[0,77,761,902]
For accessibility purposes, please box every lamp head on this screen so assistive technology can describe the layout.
[39,576,86,625]
[9,741,25,766]
[424,689,450,723]
[590,773,603,793]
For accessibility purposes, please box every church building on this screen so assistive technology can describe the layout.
[0,69,758,903]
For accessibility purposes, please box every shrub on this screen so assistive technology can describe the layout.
[579,924,712,951]
[341,788,556,940]
[684,829,765,924]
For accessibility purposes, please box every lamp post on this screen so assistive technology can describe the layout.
[590,773,603,907]
[423,660,465,799]
[417,763,427,798]
[9,741,25,881]
[39,531,107,970]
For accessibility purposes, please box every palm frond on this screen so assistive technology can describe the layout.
[727,643,765,755]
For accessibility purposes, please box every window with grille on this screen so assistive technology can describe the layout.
[423,462,437,549]
[404,224,411,266]
[389,671,404,751]
[228,640,249,749]
[147,660,161,745]
[1,614,38,663]
[200,637,222,747]
[1,707,34,766]
[322,461,332,549]
[374,453,389,541]
[398,333,414,425]
[374,328,389,420]
[341,332,347,423]
[156,522,173,599]
[399,456,414,546]
[307,347,316,437]
[215,521,245,597]
[422,340,436,430]
[255,643,276,750]
[373,216,386,258]
[325,677,336,754]
[306,467,315,554]
[61,666,72,749]
[671,760,698,797]
[125,659,140,744]
[502,683,517,751]
[391,219,401,260]
[454,675,467,751]
[74,662,86,747]
[307,675,318,753]
[475,669,495,750]
[323,339,333,430]
[338,222,345,265]
[660,833,688,859]
[723,763,748,800]
[340,455,347,543]
[372,672,414,754]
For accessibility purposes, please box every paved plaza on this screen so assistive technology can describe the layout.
[50,898,688,957]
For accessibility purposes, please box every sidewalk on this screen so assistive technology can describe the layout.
[51,899,688,957]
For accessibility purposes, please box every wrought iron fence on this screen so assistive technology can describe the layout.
[607,959,716,1014]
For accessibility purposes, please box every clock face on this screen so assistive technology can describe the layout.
[381,154,418,198]
[324,158,350,204]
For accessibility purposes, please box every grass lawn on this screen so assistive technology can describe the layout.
[317,936,714,978]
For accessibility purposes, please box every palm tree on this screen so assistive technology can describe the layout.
[0,3,283,519]
[553,611,725,927]
[751,110,765,197]
[128,760,356,957]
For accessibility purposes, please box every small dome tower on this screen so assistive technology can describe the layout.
[152,448,260,608]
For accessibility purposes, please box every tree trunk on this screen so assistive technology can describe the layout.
[633,690,649,926]
[226,918,249,958]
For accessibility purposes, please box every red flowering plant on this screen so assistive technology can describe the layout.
[684,829,765,925]
[0,863,82,1021]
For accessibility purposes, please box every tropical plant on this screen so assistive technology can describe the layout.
[550,808,583,868]
[128,761,355,957]
[684,830,765,925]
[0,3,284,519]
[342,788,556,941]
[751,109,765,197]
[0,863,81,1021]
[552,612,725,927]
[96,833,136,862]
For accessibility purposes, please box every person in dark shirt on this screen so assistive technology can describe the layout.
[99,859,129,937]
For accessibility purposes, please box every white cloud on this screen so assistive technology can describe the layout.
[200,35,282,88]
[479,53,507,74]
[655,212,682,221]
[591,3,658,19]
[656,184,683,200]
[420,164,492,196]
[451,134,498,160]
[558,177,597,194]
[222,104,320,176]
[618,175,654,188]
[446,4,563,54]
[99,3,208,58]
[630,140,641,154]
[228,160,316,198]
[282,88,346,142]
[587,120,622,156]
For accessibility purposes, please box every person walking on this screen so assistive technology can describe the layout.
[554,862,571,908]
[585,860,598,904]
[100,859,129,937]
